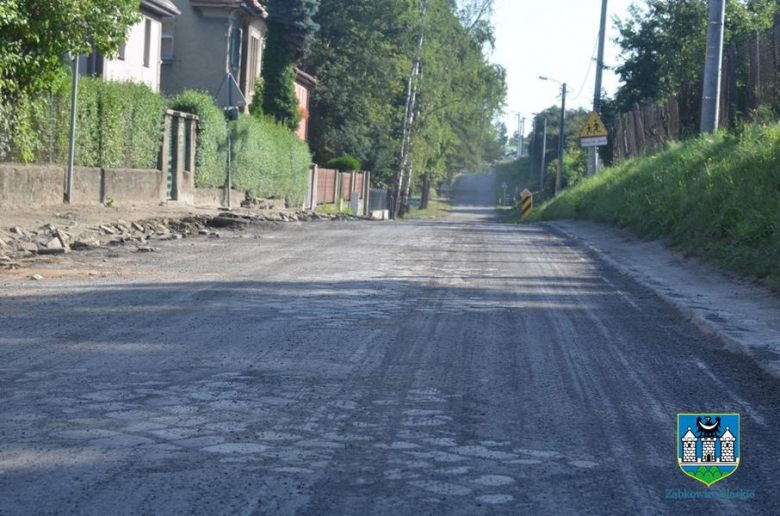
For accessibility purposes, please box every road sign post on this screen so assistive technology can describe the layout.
[579,111,609,150]
[520,189,533,220]
[215,73,247,209]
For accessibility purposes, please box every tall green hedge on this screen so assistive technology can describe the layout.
[1,75,166,168]
[231,115,312,206]
[170,90,228,188]
[171,89,312,206]
[1,79,312,205]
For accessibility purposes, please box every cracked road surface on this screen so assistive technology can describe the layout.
[1,173,779,515]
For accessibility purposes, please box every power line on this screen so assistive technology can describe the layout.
[569,35,599,102]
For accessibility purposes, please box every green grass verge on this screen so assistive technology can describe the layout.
[316,204,353,216]
[531,124,780,291]
[404,194,452,219]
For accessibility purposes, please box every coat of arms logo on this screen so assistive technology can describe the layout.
[677,413,740,486]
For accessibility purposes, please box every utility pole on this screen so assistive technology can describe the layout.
[539,117,548,193]
[393,0,428,219]
[701,0,726,133]
[520,117,526,157]
[65,54,79,204]
[588,0,608,177]
[556,83,567,196]
[515,113,523,159]
[529,116,536,184]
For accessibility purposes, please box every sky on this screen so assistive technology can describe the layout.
[490,0,636,136]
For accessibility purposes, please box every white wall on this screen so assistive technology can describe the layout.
[104,15,162,92]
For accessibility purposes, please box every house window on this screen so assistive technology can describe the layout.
[118,44,126,61]
[247,34,261,92]
[229,26,243,71]
[161,32,174,63]
[143,18,152,68]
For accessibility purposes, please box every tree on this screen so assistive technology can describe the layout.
[0,0,140,96]
[305,0,507,192]
[262,0,320,130]
[305,0,417,184]
[526,106,591,192]
[267,0,320,61]
[613,0,776,112]
[261,27,301,131]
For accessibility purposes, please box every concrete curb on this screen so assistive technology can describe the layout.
[544,222,780,382]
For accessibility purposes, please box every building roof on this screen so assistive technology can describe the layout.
[295,68,318,88]
[721,428,735,441]
[142,0,181,17]
[681,428,697,441]
[189,0,267,18]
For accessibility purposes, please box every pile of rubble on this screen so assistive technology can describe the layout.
[0,216,214,261]
[240,197,287,210]
[0,209,358,264]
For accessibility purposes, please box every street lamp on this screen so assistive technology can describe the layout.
[539,76,567,196]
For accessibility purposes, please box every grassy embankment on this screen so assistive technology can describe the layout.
[529,125,780,290]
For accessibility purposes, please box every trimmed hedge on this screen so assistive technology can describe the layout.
[1,75,166,168]
[1,79,312,206]
[169,90,228,188]
[230,114,312,206]
[171,89,311,206]
[327,154,361,172]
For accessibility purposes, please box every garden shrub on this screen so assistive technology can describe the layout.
[326,154,361,172]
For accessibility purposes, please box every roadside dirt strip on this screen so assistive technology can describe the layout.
[0,174,778,515]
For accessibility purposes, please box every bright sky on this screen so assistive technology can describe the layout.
[491,0,635,136]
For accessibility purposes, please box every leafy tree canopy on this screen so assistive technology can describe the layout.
[267,0,320,61]
[0,0,140,96]
[613,0,776,111]
[305,0,507,187]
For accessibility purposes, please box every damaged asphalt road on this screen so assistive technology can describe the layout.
[1,174,779,515]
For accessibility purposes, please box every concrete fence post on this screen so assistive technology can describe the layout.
[363,171,371,216]
[189,118,198,174]
[311,165,319,209]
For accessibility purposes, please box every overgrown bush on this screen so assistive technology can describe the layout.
[230,114,312,206]
[326,154,361,172]
[1,75,166,168]
[170,90,228,188]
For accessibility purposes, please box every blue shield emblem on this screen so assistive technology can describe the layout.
[677,413,740,486]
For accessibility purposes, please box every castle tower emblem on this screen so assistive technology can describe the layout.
[677,414,740,486]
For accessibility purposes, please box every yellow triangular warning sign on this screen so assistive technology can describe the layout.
[579,111,609,138]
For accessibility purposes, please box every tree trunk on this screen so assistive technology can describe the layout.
[420,174,430,210]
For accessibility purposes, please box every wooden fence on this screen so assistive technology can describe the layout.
[316,169,368,204]
[613,14,780,162]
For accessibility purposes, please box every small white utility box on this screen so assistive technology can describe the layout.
[350,192,360,216]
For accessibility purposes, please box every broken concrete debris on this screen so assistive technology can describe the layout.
[1,209,359,262]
